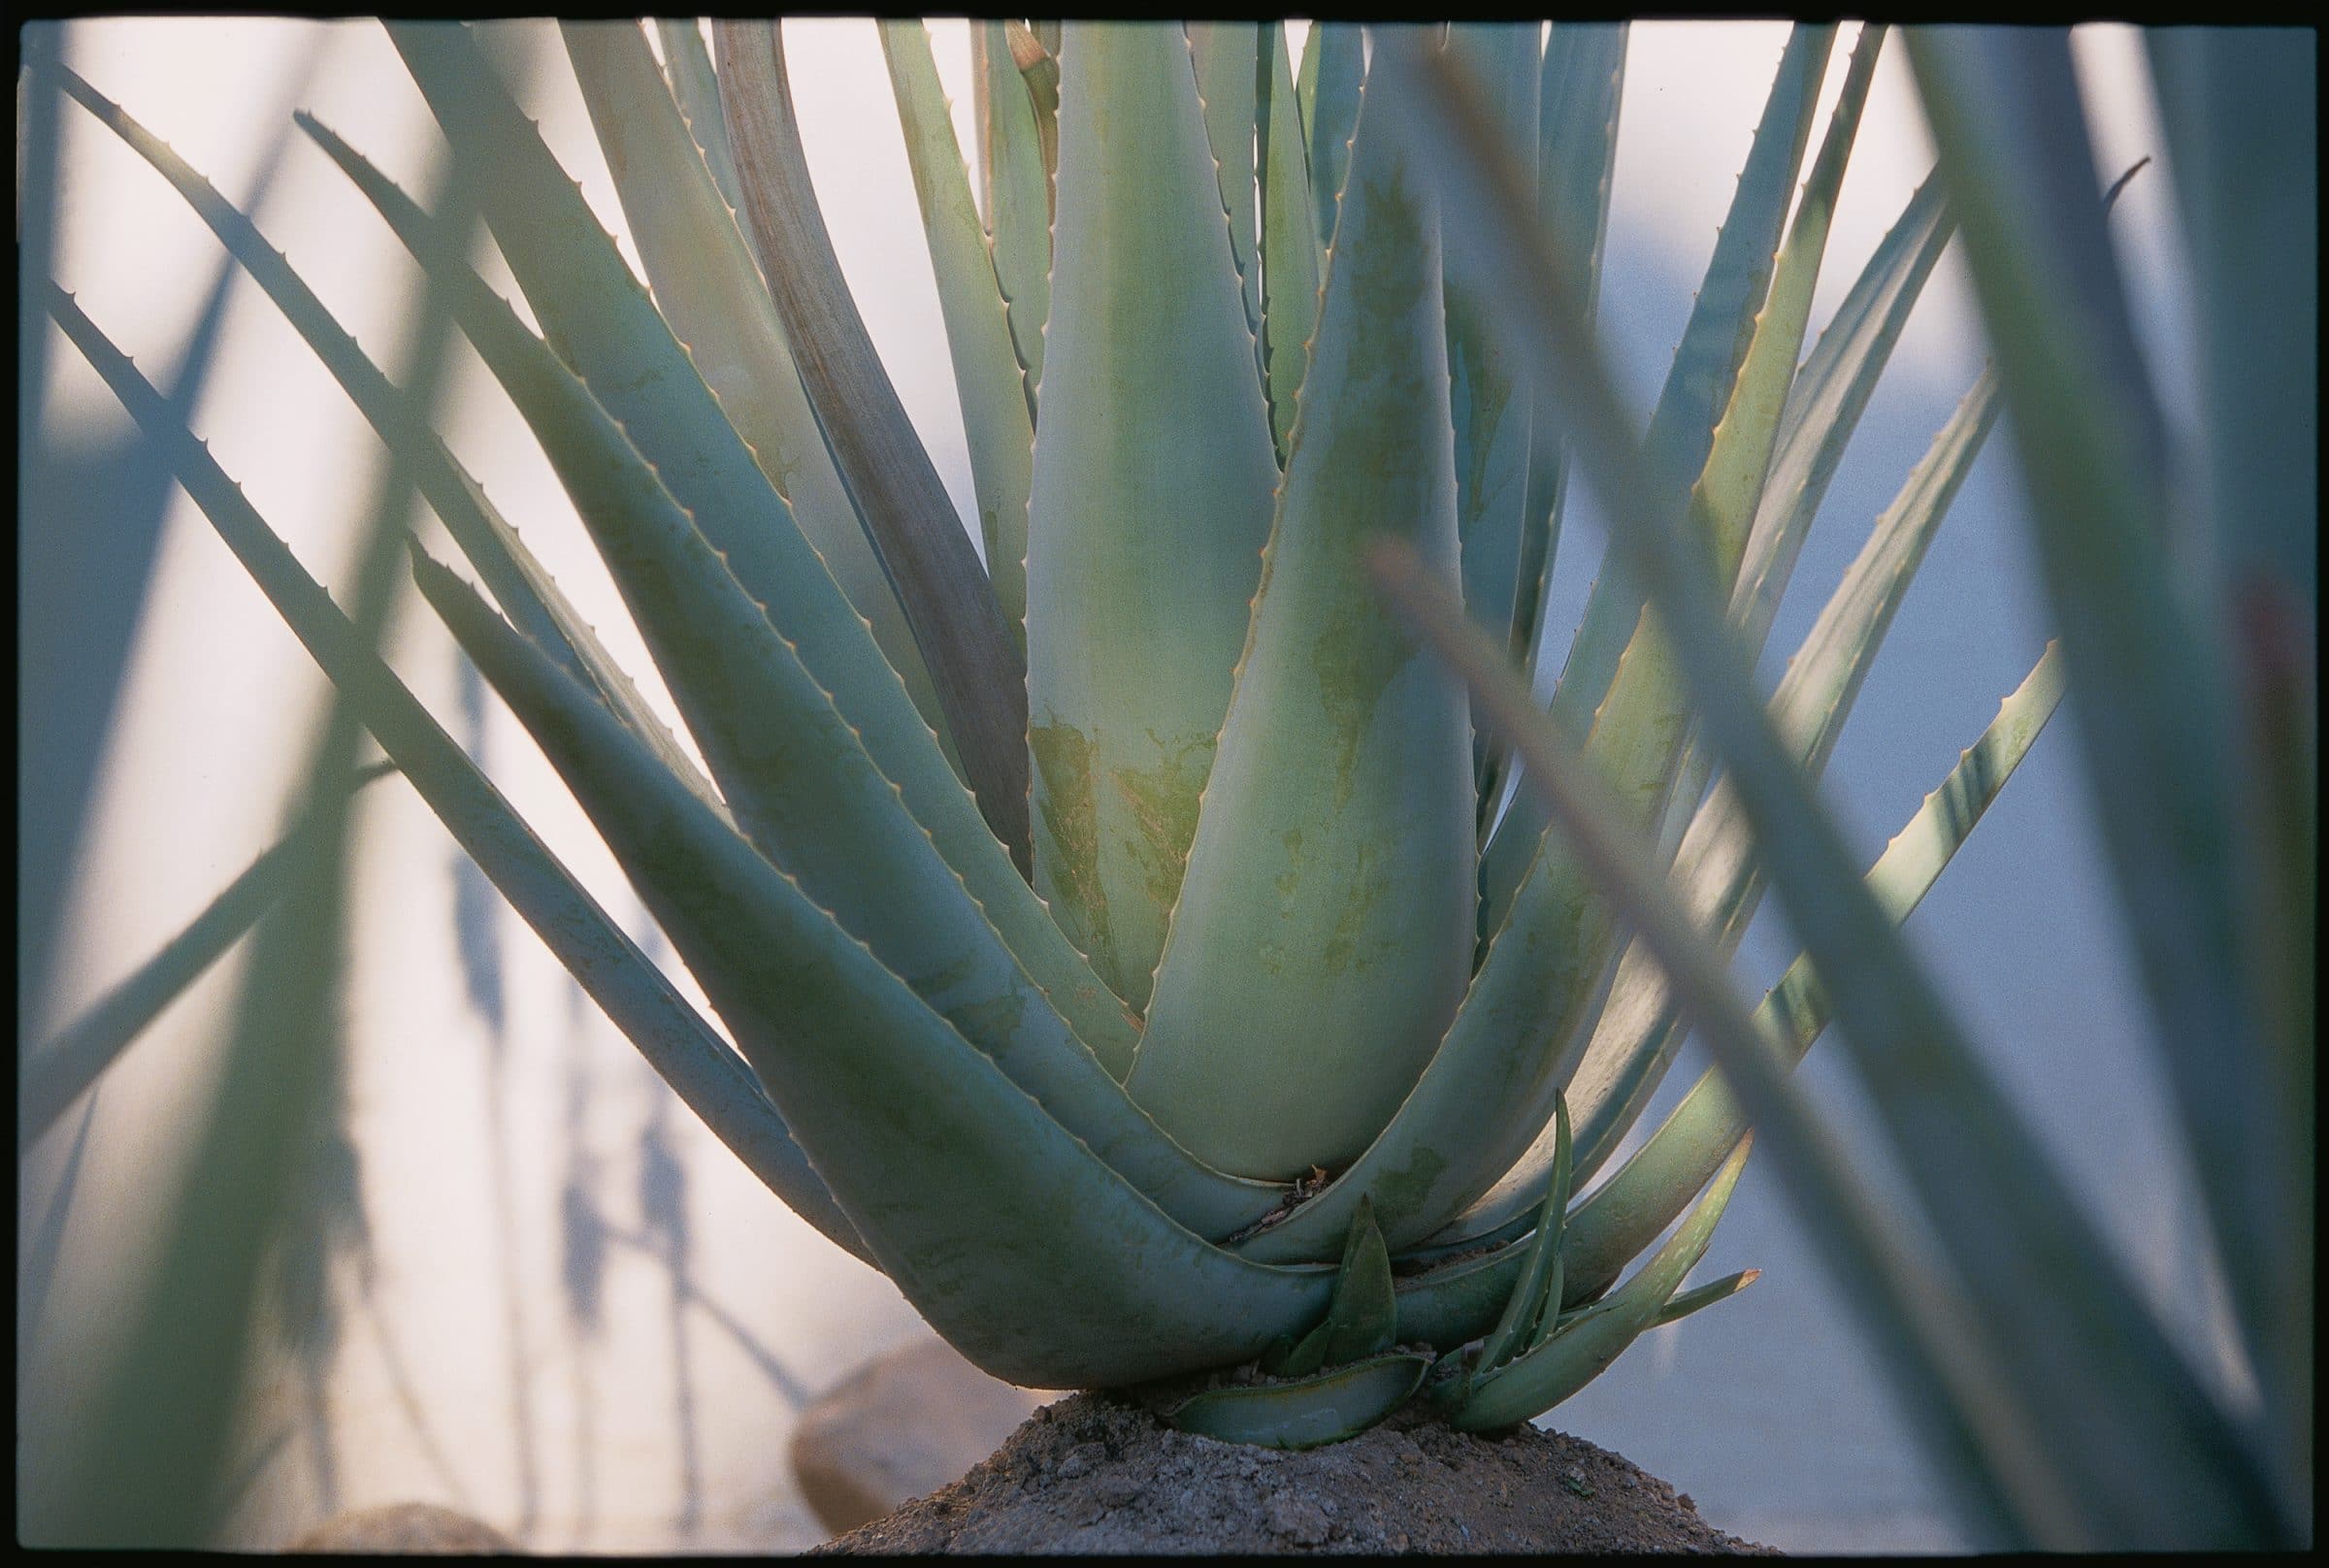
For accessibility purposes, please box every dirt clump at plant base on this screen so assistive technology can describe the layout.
[812,1391,1778,1554]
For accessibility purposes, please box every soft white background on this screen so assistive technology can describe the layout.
[19,19,2235,1553]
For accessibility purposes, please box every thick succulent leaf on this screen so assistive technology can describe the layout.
[322,147,1150,1095]
[21,764,392,1147]
[1022,20,1280,1013]
[652,18,744,218]
[1480,24,1834,927]
[709,18,1033,869]
[410,555,1333,1388]
[42,283,867,1263]
[1547,646,2065,1297]
[1131,54,1475,1180]
[1441,25,1538,695]
[975,19,1051,408]
[879,19,1036,638]
[324,75,1088,1057]
[1385,44,2293,1539]
[1538,24,1834,743]
[1271,1198,1397,1377]
[416,547,1283,1241]
[1451,1137,1750,1431]
[1189,20,1264,344]
[1507,21,1625,680]
[1006,19,1062,200]
[1163,1352,1431,1450]
[1257,22,1321,461]
[1730,170,1955,660]
[1361,513,2065,1545]
[2144,28,2317,1481]
[1559,368,2002,1188]
[1304,24,1363,254]
[57,71,710,804]
[559,24,951,752]
[1470,1094,1569,1380]
[1912,31,2301,1543]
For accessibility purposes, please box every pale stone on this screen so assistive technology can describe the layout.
[790,1337,1051,1536]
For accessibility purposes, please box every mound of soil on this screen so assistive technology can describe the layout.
[813,1392,1776,1554]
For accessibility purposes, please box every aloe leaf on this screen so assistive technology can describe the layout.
[1361,515,2066,1544]
[976,19,1051,408]
[1305,24,1363,254]
[1506,20,1624,685]
[707,19,1032,868]
[1558,368,2002,1188]
[40,282,868,1267]
[879,19,1037,638]
[559,24,955,741]
[1479,24,1834,929]
[52,71,709,811]
[409,553,1333,1389]
[1651,1268,1759,1330]
[411,542,1281,1239]
[1295,18,1321,149]
[1189,20,1264,345]
[1257,22,1322,462]
[1386,40,2293,1539]
[2145,28,2316,1483]
[1471,1094,1569,1381]
[361,38,1057,947]
[1547,646,2065,1300]
[1021,20,1280,1014]
[1540,24,1833,740]
[1132,50,1474,1179]
[1006,19,1062,202]
[314,135,1150,1099]
[1441,24,1538,710]
[1912,30,2302,1537]
[1272,1198,1397,1377]
[1454,1137,1750,1431]
[652,18,743,219]
[21,764,393,1147]
[1164,1352,1431,1450]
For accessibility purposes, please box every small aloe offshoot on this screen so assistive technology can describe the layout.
[37,19,2306,1549]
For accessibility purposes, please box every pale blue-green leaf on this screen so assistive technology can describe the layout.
[2144,30,2316,1485]
[1441,25,1538,730]
[1471,1094,1568,1381]
[1546,645,2065,1295]
[974,20,1050,410]
[1163,1352,1431,1450]
[319,137,1144,1088]
[558,24,955,763]
[1190,20,1264,346]
[1452,1137,1750,1430]
[1132,55,1474,1180]
[1537,24,1834,745]
[1361,511,2065,1544]
[1390,39,2292,1538]
[42,282,866,1263]
[710,19,1032,868]
[58,72,717,808]
[1258,21,1321,462]
[1558,367,2002,1192]
[410,553,1332,1389]
[1507,21,1624,680]
[414,544,1279,1240]
[880,19,1036,639]
[1305,24,1363,255]
[653,18,744,220]
[1480,24,1832,928]
[1023,20,1280,1014]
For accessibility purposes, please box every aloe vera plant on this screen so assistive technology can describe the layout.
[30,17,2310,1551]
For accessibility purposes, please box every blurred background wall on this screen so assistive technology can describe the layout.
[18,18,2237,1553]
